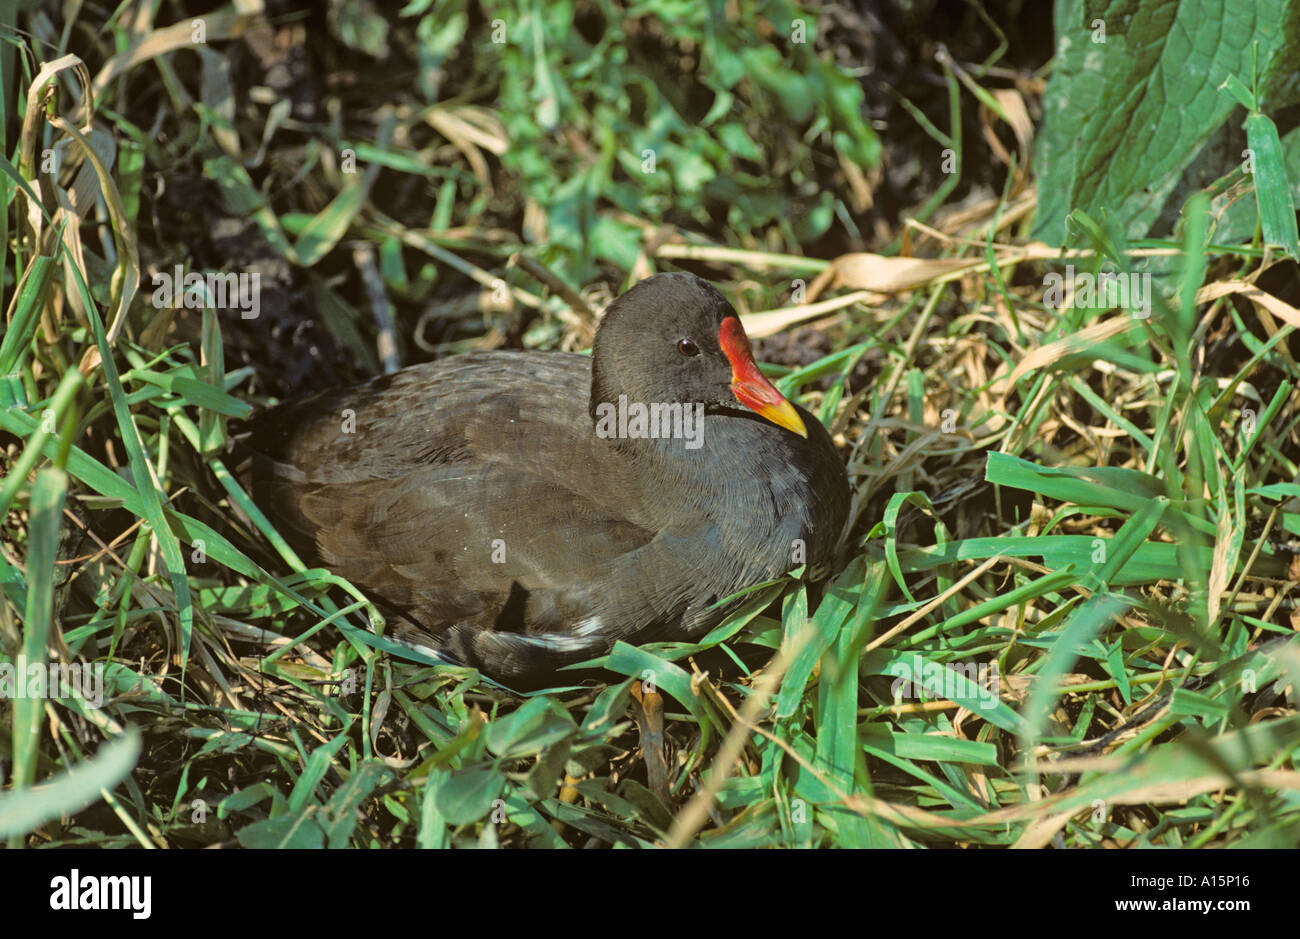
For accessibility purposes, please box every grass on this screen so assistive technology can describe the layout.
[2,1,1299,848]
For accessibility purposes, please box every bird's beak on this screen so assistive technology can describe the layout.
[718,316,807,438]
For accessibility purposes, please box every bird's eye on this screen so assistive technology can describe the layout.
[677,338,700,357]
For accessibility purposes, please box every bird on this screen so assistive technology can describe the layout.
[236,272,850,687]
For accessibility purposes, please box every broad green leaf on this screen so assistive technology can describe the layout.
[236,813,325,849]
[1035,0,1300,243]
[486,696,577,760]
[289,733,351,814]
[0,729,141,840]
[1246,110,1300,258]
[431,767,504,825]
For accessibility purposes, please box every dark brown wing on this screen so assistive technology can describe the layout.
[237,352,675,675]
[237,350,850,684]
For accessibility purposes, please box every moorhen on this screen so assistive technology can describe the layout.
[238,272,850,685]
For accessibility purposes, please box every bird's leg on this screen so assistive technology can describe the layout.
[629,678,671,806]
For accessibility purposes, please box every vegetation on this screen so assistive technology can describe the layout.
[2,0,1299,848]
